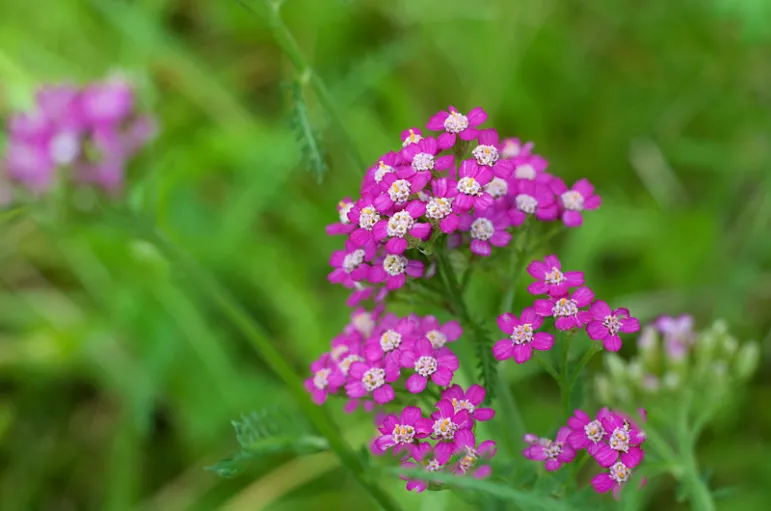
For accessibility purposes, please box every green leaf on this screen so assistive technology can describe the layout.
[206,407,328,478]
[289,80,328,183]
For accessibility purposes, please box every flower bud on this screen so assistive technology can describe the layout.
[721,335,739,357]
[662,371,680,390]
[604,353,627,382]
[734,341,760,380]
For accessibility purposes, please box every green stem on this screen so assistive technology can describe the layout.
[559,333,572,416]
[676,390,715,511]
[108,211,401,511]
[536,355,560,382]
[567,343,601,387]
[238,0,366,171]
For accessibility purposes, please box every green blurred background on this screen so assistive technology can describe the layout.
[1,0,770,509]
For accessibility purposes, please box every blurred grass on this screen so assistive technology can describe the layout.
[1,0,770,509]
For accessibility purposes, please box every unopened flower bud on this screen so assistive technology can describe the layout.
[734,341,760,380]
[662,371,680,390]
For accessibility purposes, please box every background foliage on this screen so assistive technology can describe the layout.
[1,0,769,509]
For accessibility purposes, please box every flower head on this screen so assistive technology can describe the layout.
[426,177,461,233]
[452,429,497,478]
[368,253,425,290]
[416,316,463,349]
[326,197,357,236]
[345,360,400,404]
[454,160,494,212]
[399,442,446,493]
[372,200,431,254]
[522,427,576,471]
[493,307,555,364]
[459,207,512,257]
[441,384,496,423]
[534,287,594,330]
[304,354,345,405]
[473,129,513,178]
[401,338,459,393]
[365,315,417,367]
[586,301,640,352]
[426,106,487,148]
[509,180,557,225]
[375,406,433,456]
[526,255,585,298]
[327,241,376,288]
[550,178,601,227]
[429,399,472,462]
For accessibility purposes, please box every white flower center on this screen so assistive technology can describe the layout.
[544,441,563,460]
[514,194,537,214]
[425,459,442,472]
[426,197,453,219]
[603,315,621,336]
[402,129,423,147]
[561,190,585,211]
[338,201,353,224]
[452,398,475,415]
[362,368,386,391]
[515,164,536,180]
[544,267,565,285]
[444,111,469,133]
[380,329,403,352]
[49,132,79,165]
[485,177,508,198]
[343,250,366,273]
[510,323,534,345]
[383,254,408,276]
[609,461,632,484]
[414,355,438,377]
[313,368,331,390]
[584,420,605,443]
[387,211,415,238]
[374,161,395,183]
[552,297,578,318]
[459,446,478,473]
[458,177,482,196]
[359,206,380,230]
[339,354,364,376]
[388,179,412,204]
[352,312,375,337]
[502,141,521,159]
[472,145,499,166]
[392,424,416,444]
[609,427,630,452]
[412,152,435,172]
[330,345,349,361]
[432,418,457,440]
[470,218,495,241]
[426,329,447,349]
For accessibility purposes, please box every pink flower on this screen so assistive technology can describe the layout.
[534,287,594,331]
[459,208,512,257]
[586,301,641,352]
[80,77,134,126]
[550,178,601,227]
[566,409,617,466]
[472,129,514,178]
[599,410,646,469]
[592,461,637,499]
[426,177,461,233]
[454,160,494,212]
[522,427,576,471]
[655,315,696,361]
[493,307,555,364]
[347,199,382,246]
[426,106,487,148]
[327,241,376,288]
[325,197,357,236]
[452,429,497,478]
[430,399,473,462]
[399,137,454,181]
[441,384,496,423]
[345,360,400,404]
[509,180,557,226]
[368,254,425,290]
[304,355,345,405]
[416,315,463,349]
[365,316,417,367]
[401,338,459,393]
[361,152,401,197]
[399,442,445,493]
[400,127,424,147]
[499,137,534,160]
[375,406,433,455]
[510,153,551,183]
[372,200,431,254]
[526,255,585,297]
[373,172,429,214]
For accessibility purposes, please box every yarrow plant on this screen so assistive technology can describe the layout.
[5,76,757,509]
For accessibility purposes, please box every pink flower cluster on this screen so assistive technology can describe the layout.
[494,255,640,364]
[326,105,601,300]
[305,308,465,408]
[373,385,496,492]
[2,76,156,195]
[524,408,646,498]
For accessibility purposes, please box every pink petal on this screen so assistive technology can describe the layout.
[592,473,615,493]
[489,230,512,247]
[474,408,496,421]
[409,222,431,241]
[497,313,518,334]
[466,107,487,127]
[466,384,486,404]
[406,374,428,394]
[470,239,492,256]
[401,350,417,367]
[572,287,595,307]
[426,111,449,131]
[586,321,609,340]
[564,271,584,287]
[544,459,561,471]
[458,127,478,141]
[562,210,583,227]
[555,316,578,330]
[533,299,554,316]
[492,339,515,361]
[621,446,644,468]
[527,260,549,279]
[573,178,594,197]
[440,214,460,233]
[346,381,366,398]
[435,154,455,170]
[401,406,422,425]
[441,320,463,341]
[520,307,537,325]
[603,335,622,352]
[432,367,454,386]
[584,194,601,210]
[385,237,407,254]
[513,344,533,364]
[590,300,612,319]
[620,317,640,333]
[405,260,424,278]
[531,332,554,351]
[437,131,456,150]
[527,281,548,295]
[593,443,619,468]
[454,429,475,450]
[373,384,395,403]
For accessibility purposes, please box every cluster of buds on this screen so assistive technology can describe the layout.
[524,408,647,498]
[494,254,641,365]
[2,75,156,197]
[596,316,760,404]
